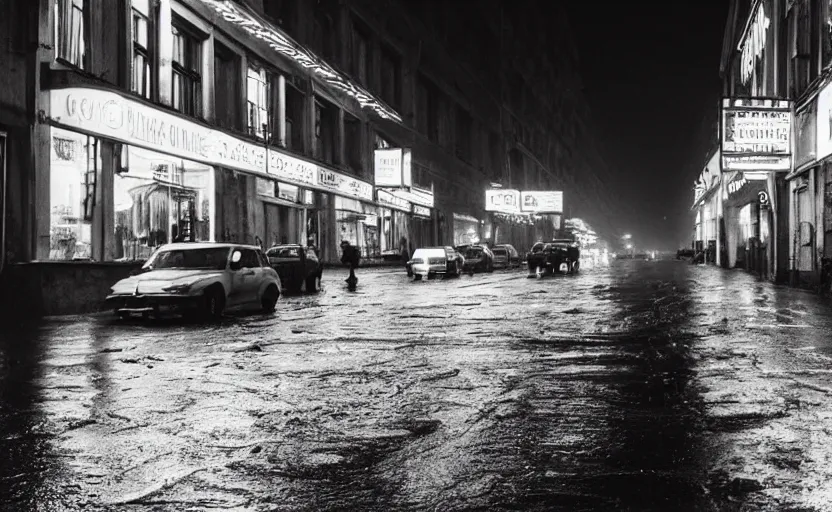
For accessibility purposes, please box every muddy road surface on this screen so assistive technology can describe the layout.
[3,260,832,511]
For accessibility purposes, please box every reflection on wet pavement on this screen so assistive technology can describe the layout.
[2,261,832,510]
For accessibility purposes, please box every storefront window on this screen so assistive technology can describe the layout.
[49,127,99,260]
[113,145,214,261]
[453,213,480,246]
[379,207,409,254]
[335,196,379,258]
[739,203,753,243]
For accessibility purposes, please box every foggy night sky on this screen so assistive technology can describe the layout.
[565,1,729,251]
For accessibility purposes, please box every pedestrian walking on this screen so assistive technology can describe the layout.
[340,240,360,287]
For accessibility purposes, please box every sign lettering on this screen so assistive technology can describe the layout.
[49,88,373,201]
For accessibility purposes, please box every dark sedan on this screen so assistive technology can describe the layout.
[266,244,323,293]
[457,245,495,273]
[491,244,521,269]
[526,240,580,278]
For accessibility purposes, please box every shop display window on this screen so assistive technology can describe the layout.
[49,127,99,260]
[113,145,214,261]
[380,208,410,255]
[335,196,379,258]
[453,215,481,246]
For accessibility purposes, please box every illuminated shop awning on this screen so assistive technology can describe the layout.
[199,0,402,123]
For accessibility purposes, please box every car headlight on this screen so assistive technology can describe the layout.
[162,284,192,294]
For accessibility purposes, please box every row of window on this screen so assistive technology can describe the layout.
[52,0,507,185]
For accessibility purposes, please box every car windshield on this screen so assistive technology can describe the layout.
[268,247,300,258]
[531,243,545,253]
[144,247,230,270]
[465,248,482,258]
[493,249,507,256]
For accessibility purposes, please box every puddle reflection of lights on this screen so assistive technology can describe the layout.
[199,0,402,123]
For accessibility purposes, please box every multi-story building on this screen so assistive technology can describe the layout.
[0,0,612,315]
[694,0,791,282]
[699,0,832,291]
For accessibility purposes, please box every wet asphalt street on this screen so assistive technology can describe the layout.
[3,260,832,511]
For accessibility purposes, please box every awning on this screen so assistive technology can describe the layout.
[453,213,479,223]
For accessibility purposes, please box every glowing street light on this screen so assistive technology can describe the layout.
[626,244,633,250]
[622,233,632,240]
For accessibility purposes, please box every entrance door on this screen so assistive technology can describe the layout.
[796,188,814,272]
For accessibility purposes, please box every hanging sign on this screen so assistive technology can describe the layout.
[485,189,520,214]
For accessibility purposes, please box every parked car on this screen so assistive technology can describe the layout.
[265,244,323,293]
[491,244,521,269]
[407,246,463,280]
[526,239,581,278]
[457,244,495,273]
[105,243,281,320]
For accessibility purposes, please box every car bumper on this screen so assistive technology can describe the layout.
[105,294,201,314]
[411,263,449,276]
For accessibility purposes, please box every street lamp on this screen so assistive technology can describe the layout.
[626,243,633,250]
[622,233,632,240]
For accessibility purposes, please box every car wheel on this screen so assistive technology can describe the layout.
[202,286,225,320]
[116,310,130,320]
[305,273,321,293]
[414,274,423,281]
[261,284,279,313]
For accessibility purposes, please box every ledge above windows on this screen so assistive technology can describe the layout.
[192,0,402,124]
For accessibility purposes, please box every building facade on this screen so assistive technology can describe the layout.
[701,0,832,291]
[0,0,609,315]
[694,0,791,283]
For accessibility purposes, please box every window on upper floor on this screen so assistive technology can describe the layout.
[789,0,817,98]
[823,0,832,69]
[284,80,306,152]
[55,0,88,69]
[214,42,241,130]
[131,0,152,99]
[352,23,371,86]
[416,75,439,143]
[380,45,401,110]
[489,132,502,182]
[311,7,336,64]
[263,0,295,34]
[344,112,363,174]
[314,97,338,165]
[455,106,473,163]
[247,64,269,139]
[172,20,203,117]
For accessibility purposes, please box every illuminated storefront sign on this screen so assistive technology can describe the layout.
[739,0,770,85]
[374,148,412,188]
[816,81,832,160]
[520,191,563,213]
[727,173,748,195]
[720,98,792,171]
[376,189,411,212]
[413,205,431,217]
[485,189,520,214]
[317,168,373,201]
[198,0,401,122]
[390,185,434,208]
[48,87,373,201]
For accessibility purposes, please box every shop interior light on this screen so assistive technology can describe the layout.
[200,0,402,123]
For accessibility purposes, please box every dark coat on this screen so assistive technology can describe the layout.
[341,245,361,267]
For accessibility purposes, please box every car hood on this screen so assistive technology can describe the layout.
[111,269,224,295]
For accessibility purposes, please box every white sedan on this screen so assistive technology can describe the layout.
[105,243,281,320]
